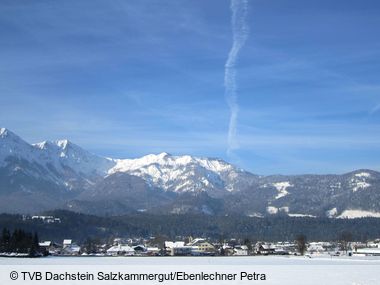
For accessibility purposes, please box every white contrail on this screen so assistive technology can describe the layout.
[224,0,249,155]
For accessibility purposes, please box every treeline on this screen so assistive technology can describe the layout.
[0,228,41,256]
[1,210,380,243]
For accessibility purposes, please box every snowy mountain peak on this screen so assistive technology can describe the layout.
[46,139,116,176]
[0,127,7,137]
[0,129,37,152]
[0,128,37,167]
[158,152,170,158]
[0,128,32,147]
[33,139,74,153]
[108,152,242,193]
[33,140,55,150]
[0,128,21,141]
[33,141,47,149]
[1,130,116,185]
[110,153,234,173]
[55,139,70,149]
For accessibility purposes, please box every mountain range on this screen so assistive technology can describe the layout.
[1,127,380,218]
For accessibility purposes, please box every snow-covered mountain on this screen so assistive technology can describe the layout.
[0,128,251,195]
[0,128,115,190]
[109,152,255,194]
[1,128,380,218]
[0,128,37,166]
[33,139,115,178]
[245,169,380,219]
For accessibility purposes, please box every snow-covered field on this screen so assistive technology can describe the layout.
[0,256,379,284]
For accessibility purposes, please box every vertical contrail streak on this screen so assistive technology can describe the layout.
[225,0,249,155]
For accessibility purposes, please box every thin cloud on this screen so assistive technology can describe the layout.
[224,0,249,155]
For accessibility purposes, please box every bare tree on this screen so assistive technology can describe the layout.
[296,234,307,256]
[338,231,353,254]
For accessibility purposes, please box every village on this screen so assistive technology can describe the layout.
[38,236,380,257]
[2,215,379,258]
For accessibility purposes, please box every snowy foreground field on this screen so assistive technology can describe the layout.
[1,256,379,284]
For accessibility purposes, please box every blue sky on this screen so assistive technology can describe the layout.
[1,0,380,174]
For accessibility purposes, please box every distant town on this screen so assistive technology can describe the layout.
[1,215,380,258]
[35,236,380,258]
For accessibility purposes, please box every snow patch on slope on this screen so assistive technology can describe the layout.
[350,177,371,192]
[326,208,338,218]
[248,212,263,218]
[279,206,289,213]
[349,171,372,192]
[266,206,290,215]
[329,182,341,190]
[273,182,293,199]
[352,181,371,192]
[288,213,316,218]
[266,206,278,215]
[355,172,371,178]
[337,210,380,219]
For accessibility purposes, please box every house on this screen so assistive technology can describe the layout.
[165,241,185,248]
[308,242,325,253]
[221,244,235,256]
[146,247,161,256]
[106,244,135,256]
[255,243,276,255]
[354,244,380,256]
[38,241,62,255]
[39,241,52,249]
[133,245,147,255]
[279,242,297,252]
[234,245,249,256]
[31,216,61,223]
[215,240,237,255]
[165,241,192,256]
[62,239,81,255]
[187,238,215,255]
[273,246,289,255]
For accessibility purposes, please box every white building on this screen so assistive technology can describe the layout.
[31,216,61,223]
[308,242,325,253]
[165,241,192,256]
[187,238,215,255]
[62,239,81,255]
[234,245,249,256]
[146,247,160,256]
[354,244,380,256]
[106,244,135,256]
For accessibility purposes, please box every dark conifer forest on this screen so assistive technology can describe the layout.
[1,210,380,243]
[0,228,41,256]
